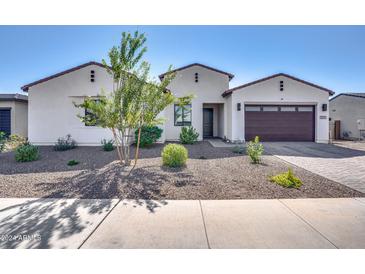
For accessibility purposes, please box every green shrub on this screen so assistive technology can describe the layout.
[101,139,114,151]
[6,134,27,151]
[54,134,77,151]
[15,143,39,162]
[232,146,245,154]
[136,126,163,147]
[161,143,188,167]
[270,168,303,188]
[0,131,6,152]
[179,126,199,144]
[67,159,79,166]
[246,136,264,164]
[9,134,26,143]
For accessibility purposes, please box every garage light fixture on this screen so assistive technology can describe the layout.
[237,103,241,111]
[322,104,327,111]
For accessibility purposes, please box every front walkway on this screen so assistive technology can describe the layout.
[265,142,365,193]
[1,198,364,249]
[206,138,242,148]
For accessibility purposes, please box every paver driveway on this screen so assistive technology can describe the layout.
[265,142,365,193]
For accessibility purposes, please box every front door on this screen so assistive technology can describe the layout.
[203,108,213,138]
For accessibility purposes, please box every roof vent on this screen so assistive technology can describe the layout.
[195,73,199,83]
[90,70,95,82]
[279,80,284,91]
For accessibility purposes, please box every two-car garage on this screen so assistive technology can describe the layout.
[222,73,333,143]
[244,105,315,142]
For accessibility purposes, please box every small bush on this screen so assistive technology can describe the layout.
[162,143,188,167]
[101,139,114,151]
[67,159,79,166]
[6,134,27,151]
[247,136,264,164]
[232,146,245,154]
[54,134,77,151]
[270,168,303,188]
[136,126,163,147]
[179,126,199,144]
[15,143,39,162]
[9,134,26,143]
[0,131,6,152]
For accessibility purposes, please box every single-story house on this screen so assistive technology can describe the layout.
[329,93,365,140]
[0,93,28,137]
[21,61,333,145]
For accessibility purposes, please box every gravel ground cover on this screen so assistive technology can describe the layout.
[0,142,363,200]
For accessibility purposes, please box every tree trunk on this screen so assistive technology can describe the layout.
[112,128,124,165]
[123,129,131,166]
[129,126,141,175]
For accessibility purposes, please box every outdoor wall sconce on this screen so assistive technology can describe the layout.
[237,103,241,111]
[322,104,327,111]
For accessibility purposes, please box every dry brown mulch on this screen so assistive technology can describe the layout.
[0,142,363,200]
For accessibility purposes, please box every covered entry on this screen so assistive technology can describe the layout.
[203,103,224,139]
[244,105,315,141]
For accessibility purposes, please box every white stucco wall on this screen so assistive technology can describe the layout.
[28,64,115,145]
[229,75,330,143]
[0,100,28,137]
[330,95,365,139]
[27,62,331,145]
[164,65,229,141]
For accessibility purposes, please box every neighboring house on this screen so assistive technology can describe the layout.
[330,93,365,140]
[0,93,28,137]
[21,61,333,145]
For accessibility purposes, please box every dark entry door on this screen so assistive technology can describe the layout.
[203,108,213,138]
[245,105,315,142]
[0,109,11,136]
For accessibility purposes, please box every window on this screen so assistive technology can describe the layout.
[263,106,279,112]
[280,106,296,112]
[298,106,313,112]
[245,106,261,112]
[84,99,100,126]
[174,104,192,126]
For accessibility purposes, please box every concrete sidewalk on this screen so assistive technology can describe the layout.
[0,198,364,249]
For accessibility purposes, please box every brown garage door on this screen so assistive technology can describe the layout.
[245,105,315,142]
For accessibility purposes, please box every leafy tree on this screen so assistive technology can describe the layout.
[76,31,175,167]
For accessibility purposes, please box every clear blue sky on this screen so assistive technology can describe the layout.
[1,26,365,95]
